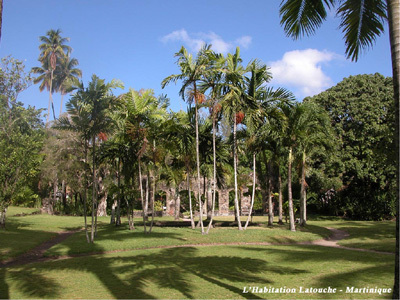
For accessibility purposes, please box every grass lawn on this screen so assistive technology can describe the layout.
[1,244,394,299]
[0,207,396,299]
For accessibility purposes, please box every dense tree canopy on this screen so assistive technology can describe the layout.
[305,73,396,219]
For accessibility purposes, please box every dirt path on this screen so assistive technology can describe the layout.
[0,227,393,268]
[0,230,79,268]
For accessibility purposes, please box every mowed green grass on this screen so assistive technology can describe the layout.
[0,207,396,299]
[1,244,394,299]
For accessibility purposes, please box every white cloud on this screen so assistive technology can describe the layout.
[269,49,338,98]
[161,29,252,54]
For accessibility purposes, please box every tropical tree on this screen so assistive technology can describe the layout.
[0,56,43,229]
[198,50,225,233]
[124,88,167,233]
[296,101,335,226]
[220,47,258,230]
[166,109,196,228]
[162,45,211,233]
[279,1,399,295]
[54,55,82,115]
[33,29,71,123]
[58,75,122,242]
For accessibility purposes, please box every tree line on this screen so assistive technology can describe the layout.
[0,30,395,243]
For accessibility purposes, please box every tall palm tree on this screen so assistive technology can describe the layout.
[279,1,399,294]
[220,47,258,230]
[54,55,82,116]
[162,45,211,234]
[35,29,71,123]
[198,49,225,233]
[60,75,121,243]
[124,88,167,233]
[166,109,196,228]
[281,102,306,232]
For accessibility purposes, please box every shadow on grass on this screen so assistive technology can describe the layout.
[2,244,310,299]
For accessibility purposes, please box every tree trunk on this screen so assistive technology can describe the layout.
[233,117,243,230]
[90,135,96,243]
[46,69,54,124]
[97,176,108,217]
[195,93,204,233]
[278,169,284,225]
[300,150,307,226]
[116,161,121,226]
[387,1,400,298]
[138,157,146,233]
[145,171,150,224]
[288,147,296,231]
[83,145,90,243]
[244,152,256,229]
[187,170,195,229]
[149,169,156,233]
[60,93,64,116]
[206,115,217,234]
[268,160,274,227]
[0,207,6,229]
[110,198,117,224]
[175,186,181,221]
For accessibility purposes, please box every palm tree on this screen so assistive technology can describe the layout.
[162,45,211,234]
[295,102,334,226]
[54,55,82,116]
[279,1,399,294]
[281,102,304,232]
[198,49,225,233]
[56,92,92,243]
[60,75,121,242]
[220,47,258,230]
[166,109,196,228]
[124,88,167,233]
[35,29,71,123]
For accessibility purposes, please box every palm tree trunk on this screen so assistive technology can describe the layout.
[83,144,90,243]
[195,95,204,233]
[268,160,274,227]
[145,173,150,227]
[138,157,146,233]
[300,150,307,226]
[149,170,156,233]
[233,117,243,230]
[288,147,295,231]
[46,70,54,124]
[206,115,217,234]
[187,169,195,229]
[244,152,256,229]
[278,168,284,225]
[60,93,64,116]
[90,135,96,243]
[175,185,181,221]
[116,159,121,226]
[387,1,400,298]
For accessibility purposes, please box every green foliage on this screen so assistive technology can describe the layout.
[306,73,396,220]
[0,57,45,214]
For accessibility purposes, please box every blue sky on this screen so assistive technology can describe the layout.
[0,0,392,117]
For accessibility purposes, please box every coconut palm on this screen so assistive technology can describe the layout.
[162,45,211,233]
[34,29,71,123]
[279,1,399,293]
[54,55,82,116]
